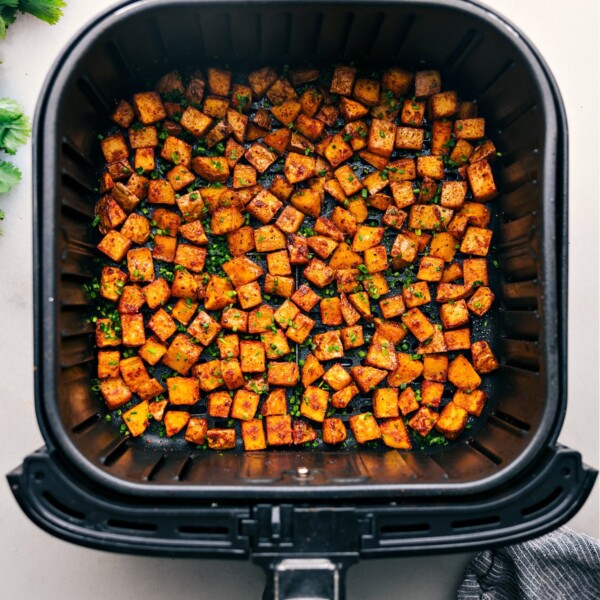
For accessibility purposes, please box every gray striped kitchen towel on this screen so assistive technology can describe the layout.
[457,527,600,599]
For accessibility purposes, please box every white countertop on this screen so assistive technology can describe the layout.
[0,0,597,598]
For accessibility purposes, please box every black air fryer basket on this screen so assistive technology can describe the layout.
[9,0,596,597]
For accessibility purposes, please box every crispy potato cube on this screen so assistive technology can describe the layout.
[325,133,353,168]
[469,139,496,164]
[388,353,423,386]
[450,138,474,166]
[97,351,121,382]
[373,388,400,418]
[301,353,325,387]
[463,258,488,288]
[99,266,128,303]
[460,227,493,256]
[275,206,305,234]
[146,398,167,422]
[380,418,411,449]
[308,235,338,260]
[170,268,198,299]
[349,413,381,443]
[291,282,320,310]
[248,67,277,98]
[390,181,415,210]
[163,411,190,437]
[444,328,471,351]
[232,163,257,190]
[226,108,248,144]
[274,299,300,330]
[271,100,301,127]
[416,155,444,180]
[267,362,300,387]
[179,105,212,137]
[247,189,283,224]
[398,387,419,415]
[453,388,487,417]
[408,204,454,231]
[471,340,499,374]
[366,332,398,371]
[240,340,266,373]
[295,114,325,142]
[167,376,200,406]
[379,295,406,320]
[417,256,445,282]
[194,360,224,392]
[137,378,165,403]
[322,363,352,391]
[320,297,343,327]
[435,284,472,304]
[290,188,322,218]
[261,329,291,360]
[351,225,384,252]
[192,156,229,182]
[231,389,260,421]
[141,278,169,310]
[244,143,277,174]
[322,418,347,445]
[330,65,357,96]
[128,125,158,149]
[299,86,323,118]
[408,406,439,437]
[234,281,261,310]
[160,135,192,168]
[352,77,380,106]
[454,118,485,140]
[133,91,166,124]
[467,286,495,316]
[217,334,240,360]
[348,290,371,320]
[363,245,388,274]
[120,313,146,347]
[440,181,468,210]
[121,400,150,437]
[429,91,458,119]
[174,245,207,276]
[204,274,235,310]
[186,310,220,345]
[162,333,202,375]
[430,232,458,264]
[184,417,208,445]
[401,308,435,342]
[387,158,417,182]
[390,233,418,268]
[395,126,424,151]
[120,214,150,246]
[222,257,264,289]
[300,386,329,422]
[442,262,463,283]
[206,428,236,450]
[460,202,491,228]
[208,391,233,418]
[226,226,255,257]
[95,317,121,348]
[351,365,387,393]
[138,337,166,366]
[210,205,244,235]
[99,376,132,410]
[331,384,359,409]
[340,292,361,326]
[248,304,275,334]
[448,355,481,390]
[119,356,150,392]
[206,67,231,97]
[151,235,176,263]
[148,179,177,206]
[435,402,468,440]
[146,308,176,342]
[431,119,453,156]
[95,195,128,232]
[266,77,296,104]
[368,119,396,158]
[266,414,293,446]
[374,319,407,345]
[423,354,448,384]
[414,70,441,97]
[313,331,344,362]
[303,259,335,289]
[335,269,360,294]
[402,282,431,309]
[97,230,132,263]
[254,225,286,253]
[111,99,134,128]
[100,132,129,163]
[467,159,497,202]
[335,164,363,196]
[240,419,267,451]
[264,274,295,298]
[381,67,413,96]
[401,99,425,126]
[341,325,364,350]
[261,388,288,417]
[178,221,208,247]
[421,380,444,408]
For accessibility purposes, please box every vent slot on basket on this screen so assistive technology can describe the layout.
[106,518,158,532]
[177,524,230,536]
[380,522,431,535]
[451,515,501,531]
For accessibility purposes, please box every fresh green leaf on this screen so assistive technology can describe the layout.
[19,0,66,25]
[0,1,18,39]
[0,160,21,193]
[0,98,31,155]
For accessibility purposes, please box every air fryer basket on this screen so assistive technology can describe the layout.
[33,0,567,501]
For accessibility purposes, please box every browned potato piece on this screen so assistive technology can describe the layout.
[300,386,329,422]
[349,413,381,444]
[322,418,347,445]
[266,415,293,446]
[241,419,267,451]
[408,406,439,437]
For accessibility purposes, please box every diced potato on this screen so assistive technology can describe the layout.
[248,66,277,98]
[374,318,407,345]
[395,126,424,151]
[380,418,411,449]
[118,284,146,314]
[260,387,287,417]
[471,340,499,374]
[186,310,221,345]
[99,376,132,410]
[387,353,423,386]
[241,419,267,451]
[435,402,469,440]
[349,413,381,444]
[185,417,208,445]
[444,328,471,351]
[460,202,491,228]
[147,308,177,341]
[303,259,335,288]
[390,233,418,267]
[222,256,264,287]
[166,376,200,405]
[348,291,371,320]
[460,227,493,256]
[325,133,353,168]
[121,313,146,347]
[322,417,348,445]
[467,286,495,316]
[329,384,358,410]
[231,389,260,421]
[467,159,498,202]
[244,143,277,174]
[193,360,224,392]
[408,204,454,231]
[267,361,300,387]
[220,307,248,333]
[463,258,488,288]
[264,274,295,298]
[206,428,236,450]
[373,388,399,418]
[275,206,304,234]
[429,232,458,264]
[350,365,387,393]
[208,391,233,418]
[192,156,229,182]
[335,269,361,294]
[164,411,191,437]
[366,332,398,371]
[335,164,363,196]
[401,99,425,126]
[320,297,343,326]
[97,230,132,263]
[330,65,357,96]
[290,188,322,218]
[364,245,388,273]
[98,350,120,379]
[322,363,352,391]
[414,70,441,98]
[421,380,443,408]
[340,292,362,326]
[287,233,310,265]
[111,99,134,128]
[266,415,293,446]
[448,355,481,390]
[245,189,282,224]
[401,307,435,342]
[240,340,266,373]
[442,262,463,283]
[248,304,275,334]
[431,120,453,156]
[379,295,406,320]
[308,235,339,259]
[439,299,469,330]
[261,329,291,360]
[416,155,445,180]
[454,118,485,140]
[436,283,473,303]
[138,337,167,366]
[368,119,396,158]
[147,398,168,421]
[119,356,150,392]
[312,330,344,362]
[398,387,419,415]
[408,406,439,437]
[453,388,487,417]
[351,225,384,252]
[417,256,445,282]
[300,386,329,422]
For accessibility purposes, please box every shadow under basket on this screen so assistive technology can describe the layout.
[10,1,596,598]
